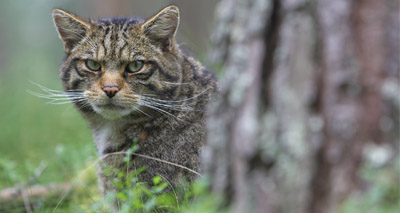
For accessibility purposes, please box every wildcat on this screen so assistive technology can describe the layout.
[51,5,217,194]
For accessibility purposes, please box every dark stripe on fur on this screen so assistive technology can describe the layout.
[61,64,72,81]
[101,28,110,56]
[119,42,128,58]
[101,39,107,56]
[74,64,85,78]
[153,62,178,82]
[71,78,85,90]
[140,82,157,92]
[158,86,178,99]
[61,58,80,81]
[141,82,177,99]
[74,102,93,113]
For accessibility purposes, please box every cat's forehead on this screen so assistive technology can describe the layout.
[92,16,145,36]
[79,17,149,61]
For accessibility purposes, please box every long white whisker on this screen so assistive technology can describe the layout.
[29,81,84,94]
[140,99,185,109]
[132,106,152,118]
[139,99,200,112]
[47,98,87,105]
[139,96,196,106]
[28,81,87,106]
[140,87,211,104]
[47,101,74,105]
[28,90,84,100]
[162,81,194,85]
[29,83,64,95]
[66,89,86,92]
[139,102,180,120]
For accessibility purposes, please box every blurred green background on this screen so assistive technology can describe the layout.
[0,0,217,211]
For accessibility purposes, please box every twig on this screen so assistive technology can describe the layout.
[21,190,33,213]
[0,183,72,201]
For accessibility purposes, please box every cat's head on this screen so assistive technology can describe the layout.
[52,6,183,120]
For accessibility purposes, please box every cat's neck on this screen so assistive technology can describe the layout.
[83,113,147,155]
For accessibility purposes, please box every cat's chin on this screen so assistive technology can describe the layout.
[92,105,131,120]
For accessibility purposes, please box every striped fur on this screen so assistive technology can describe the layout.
[52,5,218,195]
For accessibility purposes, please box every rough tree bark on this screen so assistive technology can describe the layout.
[203,0,399,212]
[203,0,273,212]
[310,0,398,212]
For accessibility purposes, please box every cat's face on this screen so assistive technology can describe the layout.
[53,6,183,120]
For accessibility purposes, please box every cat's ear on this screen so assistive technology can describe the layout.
[141,5,180,50]
[52,9,92,53]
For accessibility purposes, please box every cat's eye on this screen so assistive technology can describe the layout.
[126,60,144,73]
[85,59,101,71]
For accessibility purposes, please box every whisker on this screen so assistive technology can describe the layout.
[29,81,84,93]
[139,96,196,106]
[28,81,87,106]
[46,98,87,105]
[139,99,200,112]
[132,106,152,118]
[140,93,157,97]
[139,102,180,121]
[140,87,212,104]
[28,90,84,100]
[162,81,194,85]
[29,82,65,94]
[47,101,75,105]
[66,89,86,92]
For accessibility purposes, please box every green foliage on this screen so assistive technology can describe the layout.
[89,144,225,213]
[90,173,224,213]
[340,157,400,213]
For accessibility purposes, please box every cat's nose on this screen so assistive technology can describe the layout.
[102,85,120,98]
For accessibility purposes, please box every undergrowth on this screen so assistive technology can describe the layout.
[88,143,224,213]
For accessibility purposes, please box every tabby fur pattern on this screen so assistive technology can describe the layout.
[51,5,217,193]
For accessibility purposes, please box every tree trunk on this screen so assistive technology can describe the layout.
[203,0,399,212]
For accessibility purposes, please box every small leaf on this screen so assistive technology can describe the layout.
[141,187,153,196]
[153,176,162,185]
[132,166,147,176]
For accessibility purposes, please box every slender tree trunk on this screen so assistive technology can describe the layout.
[204,0,272,212]
[203,0,399,212]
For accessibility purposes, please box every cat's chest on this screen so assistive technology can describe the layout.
[93,122,114,154]
[91,119,159,155]
[92,120,133,155]
[90,115,192,156]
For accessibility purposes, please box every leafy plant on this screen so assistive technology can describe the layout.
[89,143,225,213]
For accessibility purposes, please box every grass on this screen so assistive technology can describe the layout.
[0,47,97,211]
